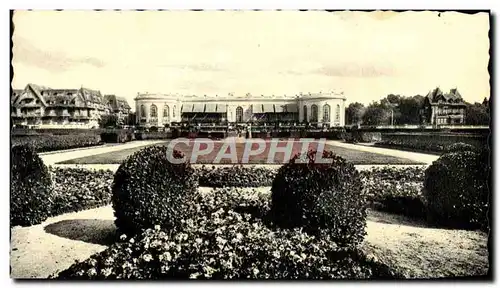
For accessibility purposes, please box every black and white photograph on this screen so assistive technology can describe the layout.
[9,8,492,280]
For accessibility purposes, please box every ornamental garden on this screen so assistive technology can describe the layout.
[10,129,490,279]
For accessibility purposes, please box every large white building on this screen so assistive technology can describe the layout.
[134,91,347,127]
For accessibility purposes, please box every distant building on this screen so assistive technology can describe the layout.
[11,84,130,129]
[134,91,347,128]
[103,94,132,125]
[421,87,466,125]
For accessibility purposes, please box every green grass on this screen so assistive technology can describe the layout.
[58,141,424,165]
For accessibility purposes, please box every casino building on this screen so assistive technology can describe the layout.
[134,91,347,127]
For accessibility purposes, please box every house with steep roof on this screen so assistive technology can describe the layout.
[103,94,132,124]
[420,87,467,125]
[11,84,130,128]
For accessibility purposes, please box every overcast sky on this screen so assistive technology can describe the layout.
[12,10,490,108]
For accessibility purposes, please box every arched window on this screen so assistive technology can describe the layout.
[311,104,318,122]
[236,106,244,123]
[323,104,331,122]
[335,104,340,122]
[303,105,308,122]
[140,105,146,118]
[150,104,158,118]
[163,104,169,119]
[173,105,176,117]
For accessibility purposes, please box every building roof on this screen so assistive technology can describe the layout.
[104,95,131,110]
[135,91,346,102]
[426,87,465,105]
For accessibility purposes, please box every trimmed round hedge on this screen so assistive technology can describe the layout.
[11,145,53,227]
[424,150,490,231]
[112,146,198,236]
[270,150,367,246]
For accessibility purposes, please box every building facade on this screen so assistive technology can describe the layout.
[421,87,466,125]
[11,84,131,129]
[103,94,132,125]
[134,91,347,127]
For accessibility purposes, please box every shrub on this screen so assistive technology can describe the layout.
[50,167,114,216]
[424,151,490,230]
[100,130,130,143]
[196,166,277,188]
[10,145,53,227]
[271,150,367,246]
[444,142,477,154]
[112,146,199,236]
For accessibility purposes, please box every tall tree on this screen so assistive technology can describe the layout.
[397,95,425,125]
[345,102,366,125]
[465,102,490,125]
[362,102,391,126]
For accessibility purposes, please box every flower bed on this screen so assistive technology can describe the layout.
[49,167,114,217]
[55,187,400,280]
[196,166,277,188]
[11,134,102,153]
[360,167,426,219]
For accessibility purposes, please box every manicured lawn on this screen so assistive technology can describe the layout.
[58,140,424,165]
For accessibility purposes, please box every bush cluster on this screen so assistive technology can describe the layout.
[56,189,399,280]
[50,167,114,216]
[10,145,53,227]
[271,150,367,246]
[11,134,102,153]
[112,146,199,236]
[424,150,490,231]
[196,166,277,188]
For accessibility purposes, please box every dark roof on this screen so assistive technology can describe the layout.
[426,87,465,104]
[104,95,131,110]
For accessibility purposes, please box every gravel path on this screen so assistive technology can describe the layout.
[10,202,488,279]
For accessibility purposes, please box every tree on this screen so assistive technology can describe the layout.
[465,102,490,125]
[397,95,425,125]
[345,102,366,125]
[99,114,118,128]
[362,102,391,126]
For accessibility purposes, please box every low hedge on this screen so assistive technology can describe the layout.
[196,166,277,188]
[11,134,102,153]
[55,188,400,280]
[134,131,172,140]
[49,167,114,216]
